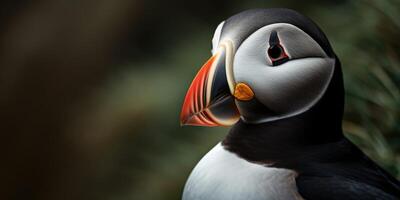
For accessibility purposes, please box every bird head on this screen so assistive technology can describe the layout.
[180,8,343,127]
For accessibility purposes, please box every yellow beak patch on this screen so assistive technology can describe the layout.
[234,83,254,101]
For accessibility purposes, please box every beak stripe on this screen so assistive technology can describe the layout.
[193,74,199,113]
[199,111,213,125]
[180,46,239,127]
[180,55,217,126]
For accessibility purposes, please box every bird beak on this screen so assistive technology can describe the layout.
[180,46,240,126]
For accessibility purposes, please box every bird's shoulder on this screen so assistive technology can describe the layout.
[293,139,400,200]
[296,175,398,200]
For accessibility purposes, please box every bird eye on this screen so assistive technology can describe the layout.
[267,31,289,66]
[268,45,283,59]
[267,44,289,66]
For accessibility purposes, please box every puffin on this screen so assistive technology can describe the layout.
[180,8,400,200]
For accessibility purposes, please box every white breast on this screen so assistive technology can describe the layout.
[182,143,303,200]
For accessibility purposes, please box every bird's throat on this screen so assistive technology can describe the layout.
[222,107,344,167]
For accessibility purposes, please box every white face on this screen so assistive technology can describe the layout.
[212,23,335,123]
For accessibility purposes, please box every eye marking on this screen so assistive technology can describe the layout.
[267,30,289,66]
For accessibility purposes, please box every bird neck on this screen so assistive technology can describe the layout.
[222,110,344,165]
[222,59,345,165]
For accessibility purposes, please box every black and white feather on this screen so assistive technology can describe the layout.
[182,8,400,200]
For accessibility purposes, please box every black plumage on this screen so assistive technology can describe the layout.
[221,8,400,199]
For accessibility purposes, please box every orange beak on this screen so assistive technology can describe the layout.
[180,48,239,126]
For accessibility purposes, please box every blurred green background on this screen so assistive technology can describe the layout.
[0,0,399,199]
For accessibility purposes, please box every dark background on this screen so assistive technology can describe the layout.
[1,0,399,199]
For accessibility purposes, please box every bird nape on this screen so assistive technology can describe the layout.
[179,8,400,200]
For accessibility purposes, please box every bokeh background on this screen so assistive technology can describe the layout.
[1,0,399,199]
